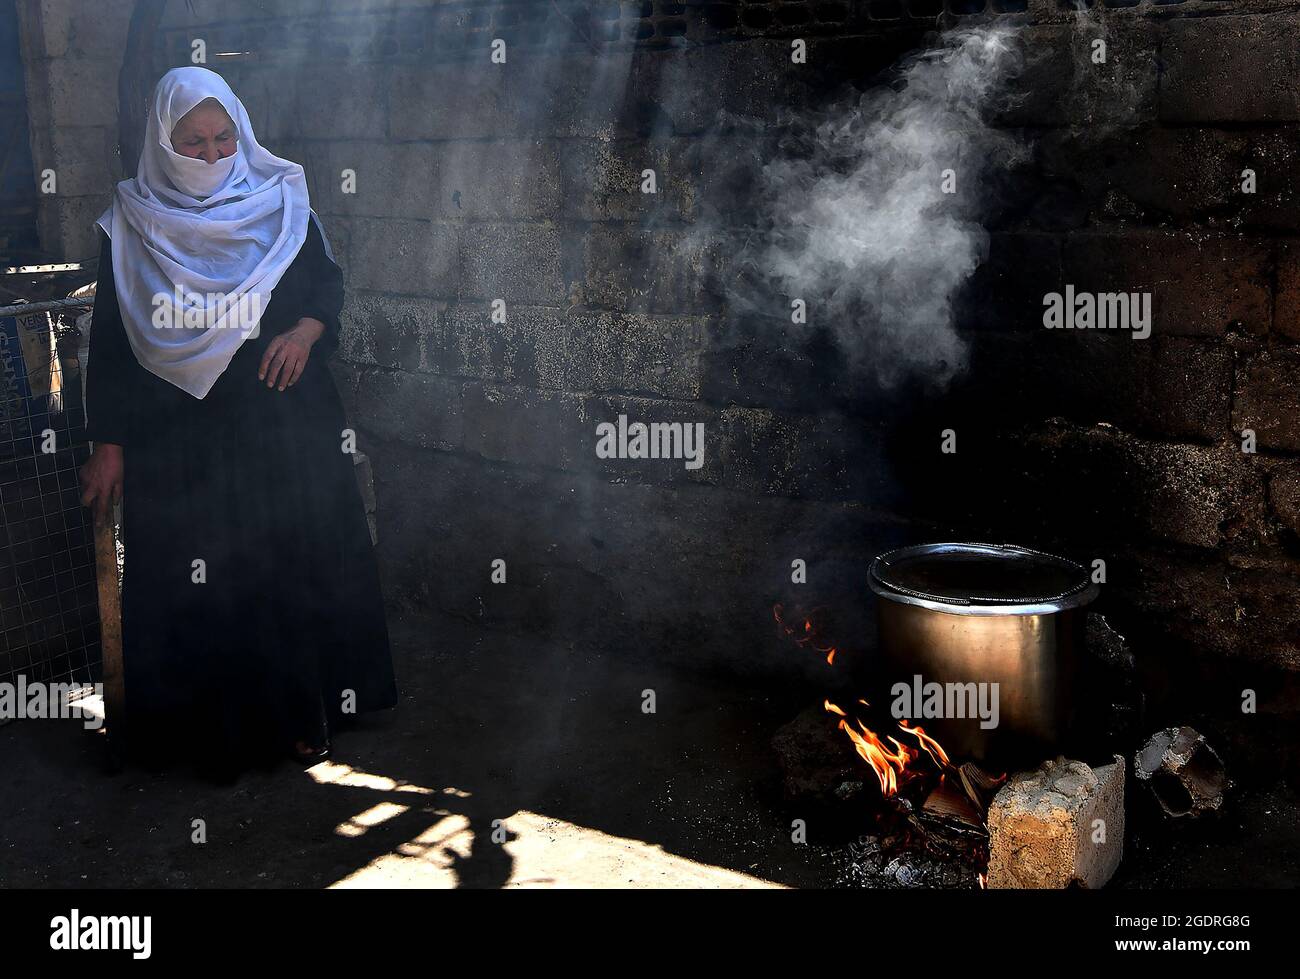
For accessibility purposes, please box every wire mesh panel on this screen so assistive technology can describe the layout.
[0,305,101,708]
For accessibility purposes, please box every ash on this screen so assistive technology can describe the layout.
[824,836,983,889]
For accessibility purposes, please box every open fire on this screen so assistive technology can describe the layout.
[824,700,951,798]
[774,601,1007,877]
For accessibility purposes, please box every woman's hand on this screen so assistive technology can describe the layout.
[79,443,124,520]
[259,317,325,391]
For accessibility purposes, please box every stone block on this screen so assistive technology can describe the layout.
[339,291,439,372]
[460,223,565,304]
[1161,14,1300,123]
[43,57,120,129]
[1060,232,1271,339]
[581,225,727,313]
[1234,349,1300,453]
[987,755,1125,889]
[32,125,118,198]
[310,139,560,222]
[999,23,1158,128]
[356,369,462,451]
[1271,463,1300,538]
[341,218,458,297]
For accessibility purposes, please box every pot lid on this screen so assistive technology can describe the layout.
[869,543,1097,613]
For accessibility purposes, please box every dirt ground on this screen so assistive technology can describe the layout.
[2,611,1296,888]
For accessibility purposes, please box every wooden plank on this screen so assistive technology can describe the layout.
[93,506,125,743]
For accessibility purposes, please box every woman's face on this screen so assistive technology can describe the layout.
[170,99,237,164]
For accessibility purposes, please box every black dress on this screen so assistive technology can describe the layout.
[85,217,397,767]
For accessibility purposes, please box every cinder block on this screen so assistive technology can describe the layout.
[1006,332,1232,443]
[642,39,809,135]
[389,52,664,141]
[1272,242,1300,341]
[560,138,697,223]
[260,66,390,141]
[35,0,134,60]
[389,63,512,140]
[998,23,1158,128]
[341,217,458,298]
[32,125,118,198]
[356,369,463,452]
[1127,549,1300,679]
[339,291,440,372]
[441,304,570,389]
[310,140,560,222]
[435,140,561,222]
[1036,128,1265,225]
[462,382,589,472]
[39,193,111,261]
[1234,349,1300,453]
[583,393,721,487]
[1161,14,1300,123]
[717,405,889,502]
[963,232,1063,331]
[606,313,706,401]
[1015,423,1270,550]
[43,57,120,129]
[1060,232,1271,338]
[307,142,440,220]
[987,755,1125,889]
[459,223,564,304]
[1271,464,1300,538]
[581,226,727,314]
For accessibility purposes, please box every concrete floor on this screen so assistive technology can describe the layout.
[2,611,1295,888]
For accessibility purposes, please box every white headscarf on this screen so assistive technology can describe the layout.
[95,66,327,399]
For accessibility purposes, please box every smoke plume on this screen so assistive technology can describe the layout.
[745,27,1027,389]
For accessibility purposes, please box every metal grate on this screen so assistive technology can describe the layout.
[0,303,101,707]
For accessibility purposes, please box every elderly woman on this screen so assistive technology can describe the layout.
[78,67,397,773]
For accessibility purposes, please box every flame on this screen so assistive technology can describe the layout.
[773,604,839,665]
[777,606,959,804]
[898,719,952,769]
[823,702,953,799]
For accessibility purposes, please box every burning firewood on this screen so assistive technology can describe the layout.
[920,779,984,830]
[957,761,1006,819]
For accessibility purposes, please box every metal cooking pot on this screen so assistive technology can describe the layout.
[868,543,1099,766]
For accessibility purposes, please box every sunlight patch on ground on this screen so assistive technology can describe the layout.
[328,810,782,889]
[306,759,451,795]
[334,802,411,838]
